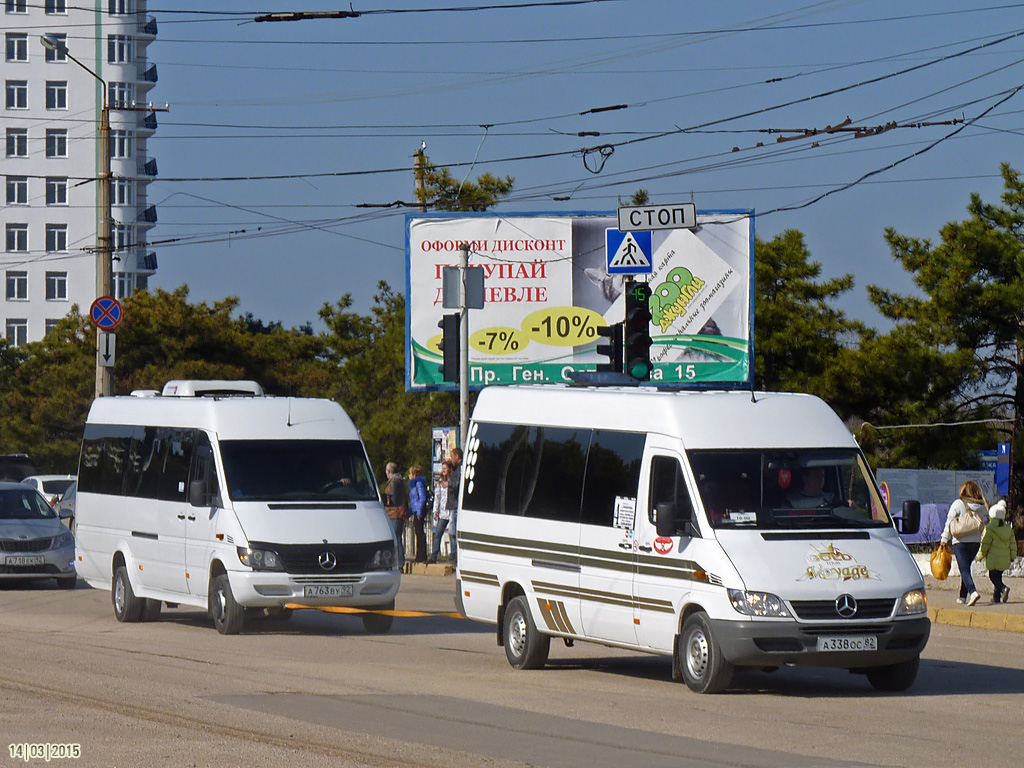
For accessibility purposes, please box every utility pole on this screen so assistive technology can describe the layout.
[41,34,112,398]
[414,143,427,213]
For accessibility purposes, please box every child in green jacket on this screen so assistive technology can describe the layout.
[977,500,1017,604]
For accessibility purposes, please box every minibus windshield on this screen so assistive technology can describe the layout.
[687,449,892,530]
[220,440,378,502]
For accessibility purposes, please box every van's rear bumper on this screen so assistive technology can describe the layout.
[710,616,930,668]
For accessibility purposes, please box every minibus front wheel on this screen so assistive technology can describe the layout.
[503,595,550,670]
[209,574,245,635]
[112,565,143,623]
[678,612,734,694]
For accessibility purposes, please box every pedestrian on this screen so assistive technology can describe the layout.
[447,447,463,567]
[428,460,452,564]
[977,499,1016,604]
[940,480,988,606]
[383,461,408,570]
[408,465,428,563]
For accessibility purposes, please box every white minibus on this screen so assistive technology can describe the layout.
[455,386,928,693]
[75,380,400,635]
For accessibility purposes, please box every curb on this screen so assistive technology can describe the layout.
[405,562,455,576]
[928,606,1024,633]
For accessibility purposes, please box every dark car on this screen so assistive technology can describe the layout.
[0,482,76,589]
[0,454,41,483]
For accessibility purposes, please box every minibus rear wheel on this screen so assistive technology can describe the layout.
[679,612,733,694]
[112,566,143,623]
[209,574,245,635]
[503,595,550,670]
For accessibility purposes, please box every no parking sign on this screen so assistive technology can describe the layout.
[89,296,123,331]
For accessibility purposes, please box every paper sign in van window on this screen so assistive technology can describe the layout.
[614,496,636,529]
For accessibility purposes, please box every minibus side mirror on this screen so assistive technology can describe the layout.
[655,502,678,538]
[897,500,921,535]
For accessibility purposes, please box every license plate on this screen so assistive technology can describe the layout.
[303,584,353,598]
[816,635,877,652]
[5,555,44,566]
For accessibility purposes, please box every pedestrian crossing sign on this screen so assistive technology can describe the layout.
[606,229,653,274]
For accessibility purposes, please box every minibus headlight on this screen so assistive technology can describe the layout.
[237,546,283,571]
[728,589,791,618]
[51,532,74,550]
[367,544,397,571]
[897,588,927,616]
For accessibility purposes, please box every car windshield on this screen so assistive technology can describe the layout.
[42,479,74,496]
[687,449,892,530]
[219,440,378,502]
[0,488,58,520]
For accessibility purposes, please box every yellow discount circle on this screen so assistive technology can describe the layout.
[522,306,605,347]
[425,334,443,355]
[469,326,529,356]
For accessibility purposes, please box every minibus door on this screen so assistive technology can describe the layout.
[633,448,697,653]
[185,434,221,597]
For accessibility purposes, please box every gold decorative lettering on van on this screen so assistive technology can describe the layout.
[799,543,879,582]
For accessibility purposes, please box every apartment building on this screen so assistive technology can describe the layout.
[3,0,158,345]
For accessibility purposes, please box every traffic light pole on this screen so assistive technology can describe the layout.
[459,244,470,447]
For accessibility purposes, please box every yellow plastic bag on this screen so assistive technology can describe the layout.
[930,545,951,581]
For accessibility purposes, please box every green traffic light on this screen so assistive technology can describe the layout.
[628,359,653,379]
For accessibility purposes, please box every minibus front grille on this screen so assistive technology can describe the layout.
[0,537,54,552]
[251,540,391,574]
[790,598,896,621]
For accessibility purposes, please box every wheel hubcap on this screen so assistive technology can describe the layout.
[685,628,710,680]
[114,578,125,614]
[214,588,226,622]
[509,611,528,657]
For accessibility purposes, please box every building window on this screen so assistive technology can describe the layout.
[6,128,27,157]
[46,81,68,110]
[110,130,134,158]
[107,35,134,63]
[45,319,60,336]
[113,223,135,255]
[46,177,68,205]
[5,32,27,62]
[45,0,67,13]
[43,33,66,62]
[5,1,28,14]
[108,82,134,109]
[5,319,27,347]
[45,129,67,158]
[114,272,135,299]
[112,178,134,206]
[108,0,134,15]
[46,271,67,300]
[5,176,27,205]
[45,224,68,253]
[6,270,28,299]
[5,225,27,254]
[6,80,27,109]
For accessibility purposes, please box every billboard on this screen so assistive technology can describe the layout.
[405,211,753,390]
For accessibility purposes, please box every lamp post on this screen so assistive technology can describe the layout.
[40,34,113,399]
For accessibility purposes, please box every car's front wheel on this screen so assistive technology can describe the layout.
[865,655,919,692]
[678,612,733,693]
[208,574,245,635]
[503,595,550,670]
[112,566,143,623]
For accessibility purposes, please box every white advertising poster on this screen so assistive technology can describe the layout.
[406,212,753,390]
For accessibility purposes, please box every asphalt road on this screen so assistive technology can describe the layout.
[2,574,1022,768]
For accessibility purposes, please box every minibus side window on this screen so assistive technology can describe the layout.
[127,427,164,500]
[648,456,695,533]
[159,428,195,502]
[188,433,219,506]
[580,430,645,527]
[79,423,135,496]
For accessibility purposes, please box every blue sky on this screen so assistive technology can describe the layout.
[144,0,1024,330]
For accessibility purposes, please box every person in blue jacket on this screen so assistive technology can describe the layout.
[408,465,429,563]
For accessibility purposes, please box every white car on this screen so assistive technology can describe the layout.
[21,475,77,508]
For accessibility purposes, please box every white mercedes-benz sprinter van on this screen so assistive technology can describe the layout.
[75,380,400,635]
[455,386,928,693]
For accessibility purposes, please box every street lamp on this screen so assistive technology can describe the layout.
[40,34,113,399]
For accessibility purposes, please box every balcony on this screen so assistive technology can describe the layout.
[138,16,158,39]
[141,65,158,84]
[138,157,158,177]
[139,252,158,272]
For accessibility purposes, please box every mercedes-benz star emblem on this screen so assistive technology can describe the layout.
[318,551,337,571]
[835,594,858,618]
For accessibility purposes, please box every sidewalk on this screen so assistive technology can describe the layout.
[919,555,1024,633]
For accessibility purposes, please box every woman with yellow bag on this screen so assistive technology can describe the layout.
[940,481,987,606]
